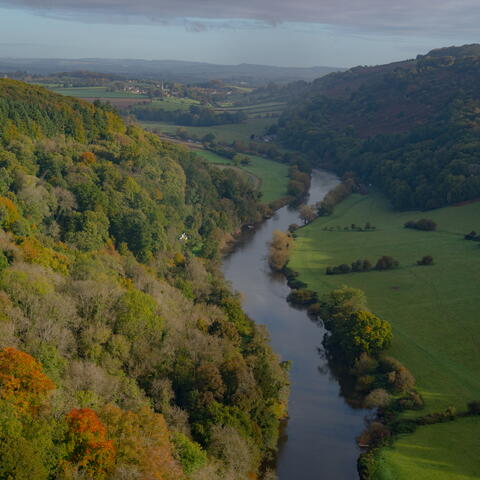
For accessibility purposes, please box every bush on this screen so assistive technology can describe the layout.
[380,356,415,393]
[404,218,437,231]
[375,256,399,271]
[357,422,391,448]
[467,400,480,415]
[464,231,480,241]
[417,255,434,266]
[351,353,378,376]
[287,289,318,306]
[397,391,424,410]
[364,389,391,409]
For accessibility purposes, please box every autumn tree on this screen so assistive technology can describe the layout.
[298,204,316,225]
[64,408,115,479]
[100,404,184,479]
[268,229,292,271]
[0,347,55,415]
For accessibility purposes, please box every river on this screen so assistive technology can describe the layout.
[222,170,368,480]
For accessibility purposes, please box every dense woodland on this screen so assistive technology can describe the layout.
[0,80,289,479]
[276,45,480,209]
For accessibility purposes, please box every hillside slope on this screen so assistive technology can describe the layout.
[276,44,480,209]
[0,80,288,479]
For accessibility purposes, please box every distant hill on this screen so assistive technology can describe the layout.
[276,44,480,209]
[0,58,343,85]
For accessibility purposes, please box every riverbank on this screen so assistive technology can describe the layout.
[222,170,368,479]
[288,192,480,479]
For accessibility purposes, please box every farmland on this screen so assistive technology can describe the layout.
[289,193,480,479]
[141,118,274,144]
[51,86,146,98]
[194,150,289,203]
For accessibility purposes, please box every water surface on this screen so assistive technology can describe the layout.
[222,170,368,479]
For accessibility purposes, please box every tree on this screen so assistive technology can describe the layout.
[172,432,207,475]
[202,132,216,144]
[64,408,115,479]
[268,230,292,271]
[327,310,392,360]
[299,205,316,225]
[0,347,55,415]
[375,255,399,270]
[100,404,183,479]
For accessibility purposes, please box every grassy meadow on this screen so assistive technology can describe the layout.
[289,193,480,479]
[148,97,201,111]
[51,86,146,98]
[195,150,289,203]
[141,117,273,144]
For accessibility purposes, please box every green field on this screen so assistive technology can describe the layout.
[195,150,289,203]
[51,86,146,98]
[374,416,480,480]
[289,193,480,479]
[216,101,286,117]
[141,118,273,144]
[149,97,201,111]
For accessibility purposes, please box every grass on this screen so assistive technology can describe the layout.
[194,150,289,203]
[373,417,480,480]
[51,86,146,98]
[149,97,200,111]
[289,193,480,479]
[140,118,273,144]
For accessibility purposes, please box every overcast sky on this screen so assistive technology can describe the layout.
[0,0,479,67]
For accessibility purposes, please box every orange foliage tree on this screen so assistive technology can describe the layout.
[0,347,55,415]
[80,152,97,165]
[100,404,184,480]
[64,408,116,479]
[0,196,20,229]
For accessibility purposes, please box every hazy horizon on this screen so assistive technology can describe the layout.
[1,1,480,68]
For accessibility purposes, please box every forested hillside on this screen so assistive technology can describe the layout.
[0,80,289,479]
[276,44,480,209]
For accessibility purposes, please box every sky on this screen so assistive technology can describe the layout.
[0,0,479,67]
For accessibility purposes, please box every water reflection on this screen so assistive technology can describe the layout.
[222,170,369,479]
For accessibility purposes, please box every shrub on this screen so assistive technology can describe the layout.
[338,263,351,274]
[464,231,480,241]
[307,302,322,316]
[351,353,379,376]
[404,218,437,231]
[356,375,375,392]
[364,389,391,409]
[397,391,424,410]
[287,289,318,306]
[357,422,391,448]
[417,255,434,266]
[467,401,480,415]
[375,255,399,271]
[381,357,415,393]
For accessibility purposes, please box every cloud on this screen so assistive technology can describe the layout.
[1,0,480,36]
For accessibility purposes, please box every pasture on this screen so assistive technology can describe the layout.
[195,150,289,203]
[140,118,274,144]
[289,193,480,479]
[51,86,146,98]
